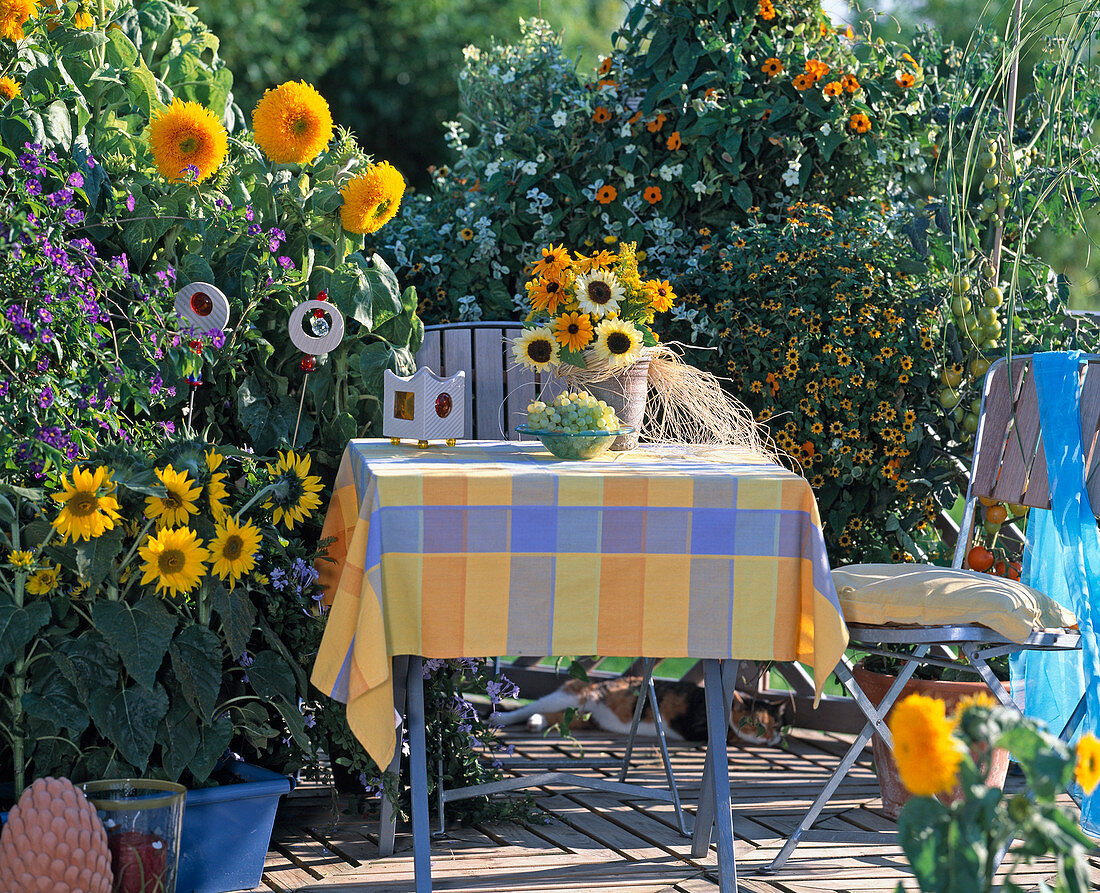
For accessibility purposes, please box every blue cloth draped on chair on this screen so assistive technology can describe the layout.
[1011,351,1100,834]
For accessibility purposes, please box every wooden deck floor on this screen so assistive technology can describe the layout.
[257,727,1100,893]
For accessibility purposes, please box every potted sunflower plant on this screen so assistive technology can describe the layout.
[0,439,326,893]
[511,241,678,449]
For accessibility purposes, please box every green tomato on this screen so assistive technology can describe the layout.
[983,286,1004,307]
[982,337,1001,350]
[939,388,960,409]
[963,413,980,434]
[979,150,997,169]
[970,356,991,378]
[982,319,1003,339]
[970,397,983,414]
[952,275,971,296]
[940,365,963,388]
[953,405,966,423]
[978,307,998,327]
[982,261,996,280]
[950,295,971,316]
[982,172,999,190]
[981,196,998,215]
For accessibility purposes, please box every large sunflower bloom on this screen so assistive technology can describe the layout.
[1075,732,1100,794]
[52,466,121,542]
[139,527,208,598]
[147,98,228,183]
[554,311,594,352]
[339,161,406,234]
[592,318,643,370]
[252,80,334,164]
[72,5,92,28]
[575,269,625,318]
[205,449,229,521]
[0,76,20,100]
[26,563,59,595]
[264,450,324,530]
[145,466,202,528]
[512,326,560,372]
[889,693,963,797]
[0,0,37,42]
[209,516,262,587]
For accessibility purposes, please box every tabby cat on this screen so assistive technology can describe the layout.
[491,675,789,746]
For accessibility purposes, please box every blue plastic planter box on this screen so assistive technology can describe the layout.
[177,761,294,893]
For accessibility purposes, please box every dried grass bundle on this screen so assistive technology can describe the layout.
[643,345,780,462]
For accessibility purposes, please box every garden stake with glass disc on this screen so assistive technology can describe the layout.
[174,282,231,436]
[287,292,345,447]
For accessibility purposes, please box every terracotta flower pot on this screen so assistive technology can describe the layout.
[852,663,1011,820]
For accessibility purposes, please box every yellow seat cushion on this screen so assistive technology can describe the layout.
[832,563,1078,643]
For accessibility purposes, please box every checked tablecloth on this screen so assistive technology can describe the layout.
[311,440,849,767]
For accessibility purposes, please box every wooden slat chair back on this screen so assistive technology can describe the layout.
[770,352,1091,871]
[957,355,1100,565]
[414,322,564,440]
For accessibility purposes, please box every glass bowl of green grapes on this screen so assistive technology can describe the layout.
[518,391,634,460]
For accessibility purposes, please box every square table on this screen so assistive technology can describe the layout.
[311,440,848,891]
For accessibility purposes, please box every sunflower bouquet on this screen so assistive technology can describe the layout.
[890,692,1100,892]
[0,441,326,798]
[511,241,677,372]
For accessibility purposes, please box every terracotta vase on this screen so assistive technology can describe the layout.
[580,356,650,450]
[852,663,1011,820]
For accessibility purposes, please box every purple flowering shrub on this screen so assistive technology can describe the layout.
[0,144,173,481]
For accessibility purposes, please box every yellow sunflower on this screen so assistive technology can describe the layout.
[532,244,571,279]
[209,516,262,586]
[592,318,643,370]
[52,466,121,542]
[251,80,334,164]
[147,98,228,183]
[339,161,406,234]
[72,5,92,28]
[0,76,20,100]
[554,311,594,352]
[511,326,560,371]
[0,0,37,42]
[1075,732,1100,794]
[264,450,324,530]
[138,527,209,598]
[9,550,33,569]
[644,279,677,313]
[526,273,571,315]
[575,269,625,318]
[888,693,963,797]
[572,249,616,274]
[205,449,229,521]
[145,466,202,528]
[25,563,59,595]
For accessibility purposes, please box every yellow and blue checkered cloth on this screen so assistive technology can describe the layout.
[311,440,849,767]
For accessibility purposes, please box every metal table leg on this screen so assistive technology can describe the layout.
[379,655,410,857]
[406,656,433,893]
[698,659,738,893]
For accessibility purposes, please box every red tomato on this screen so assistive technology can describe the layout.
[967,545,995,572]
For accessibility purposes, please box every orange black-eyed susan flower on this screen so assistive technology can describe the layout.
[841,73,861,93]
[823,81,842,98]
[596,184,617,204]
[805,59,830,81]
[757,0,775,20]
[761,57,783,77]
[895,71,915,88]
[592,106,611,123]
[643,186,662,204]
[848,113,872,134]
[598,56,613,76]
[666,131,681,151]
[646,113,667,133]
[792,73,815,91]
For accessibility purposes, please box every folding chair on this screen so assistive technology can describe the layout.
[766,353,1094,871]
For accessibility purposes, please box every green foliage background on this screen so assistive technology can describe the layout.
[194,0,625,186]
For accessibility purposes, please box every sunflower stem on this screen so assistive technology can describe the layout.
[234,481,279,521]
[11,497,25,798]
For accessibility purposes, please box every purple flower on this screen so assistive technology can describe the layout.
[267,228,286,251]
[86,156,96,169]
[180,164,199,181]
[160,420,175,435]
[25,179,41,196]
[39,328,53,343]
[277,255,294,270]
[238,652,254,668]
[125,194,135,212]
[68,171,84,188]
[150,373,163,396]
[245,205,254,222]
[304,714,316,729]
[207,328,226,349]
[38,308,52,324]
[65,208,85,226]
[0,381,8,398]
[37,386,53,408]
[247,223,261,237]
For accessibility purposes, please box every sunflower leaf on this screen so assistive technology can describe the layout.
[169,622,223,721]
[96,683,169,773]
[91,596,177,688]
